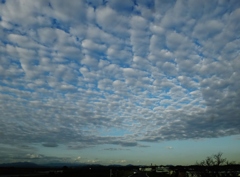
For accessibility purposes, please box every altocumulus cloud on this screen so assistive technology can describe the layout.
[0,0,240,163]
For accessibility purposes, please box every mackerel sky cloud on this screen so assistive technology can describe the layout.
[0,0,240,165]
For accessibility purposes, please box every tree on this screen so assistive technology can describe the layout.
[195,152,238,177]
[196,152,226,166]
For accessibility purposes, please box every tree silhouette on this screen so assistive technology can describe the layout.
[195,152,238,177]
[196,152,226,166]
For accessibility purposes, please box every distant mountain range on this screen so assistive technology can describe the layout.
[0,162,42,168]
[0,162,129,168]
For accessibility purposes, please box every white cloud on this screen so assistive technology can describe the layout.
[82,39,106,53]
[166,146,173,150]
[96,6,130,36]
[81,55,99,70]
[193,19,224,40]
[98,79,113,90]
[48,0,87,23]
[166,31,187,51]
[0,0,240,164]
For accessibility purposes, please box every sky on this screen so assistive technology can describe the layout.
[0,0,240,166]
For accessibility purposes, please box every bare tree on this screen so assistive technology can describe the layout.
[213,152,226,166]
[195,152,231,177]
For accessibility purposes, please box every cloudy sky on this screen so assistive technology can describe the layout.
[0,0,240,165]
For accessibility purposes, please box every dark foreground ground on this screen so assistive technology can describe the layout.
[0,166,167,177]
[1,165,240,177]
